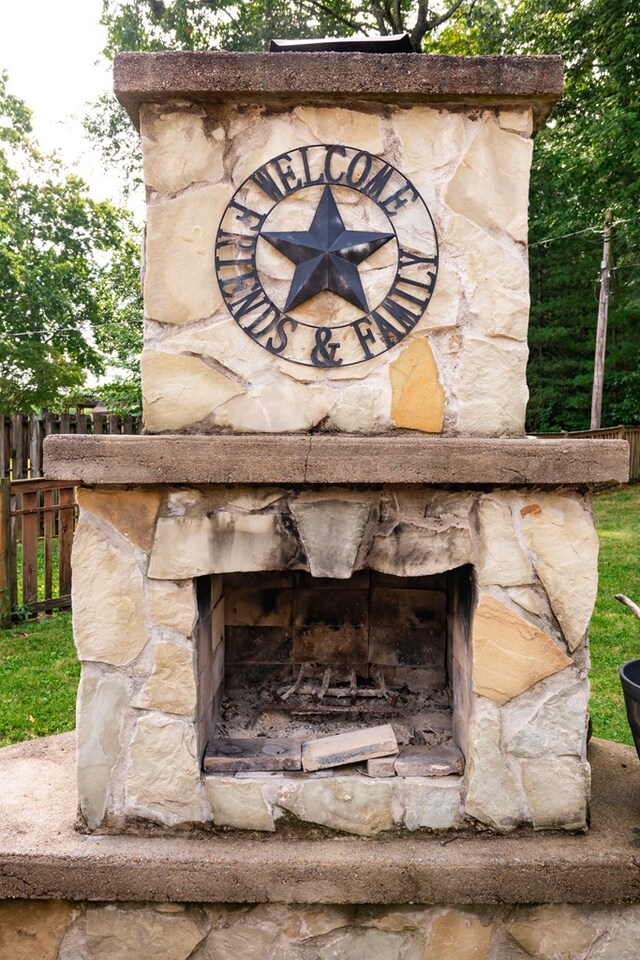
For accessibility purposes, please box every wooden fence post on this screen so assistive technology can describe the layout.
[0,479,11,627]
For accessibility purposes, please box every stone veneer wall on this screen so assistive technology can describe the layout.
[140,101,534,437]
[2,898,640,960]
[72,483,598,834]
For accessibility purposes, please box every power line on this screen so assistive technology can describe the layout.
[530,226,599,247]
[0,320,142,339]
[530,215,640,248]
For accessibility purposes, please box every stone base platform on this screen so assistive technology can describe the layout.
[1,733,639,906]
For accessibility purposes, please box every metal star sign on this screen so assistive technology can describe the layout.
[261,185,395,313]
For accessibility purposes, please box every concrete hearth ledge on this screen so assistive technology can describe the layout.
[114,52,563,132]
[43,434,629,487]
[1,734,639,905]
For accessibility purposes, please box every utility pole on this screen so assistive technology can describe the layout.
[590,209,613,430]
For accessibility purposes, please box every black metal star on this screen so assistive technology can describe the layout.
[261,185,395,313]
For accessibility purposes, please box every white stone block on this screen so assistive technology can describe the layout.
[396,777,463,831]
[204,777,275,832]
[76,666,131,830]
[520,758,590,830]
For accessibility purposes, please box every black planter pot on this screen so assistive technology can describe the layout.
[620,659,640,761]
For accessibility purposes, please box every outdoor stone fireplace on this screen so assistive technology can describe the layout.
[45,50,628,837]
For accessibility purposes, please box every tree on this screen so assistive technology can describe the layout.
[100,0,470,55]
[0,71,143,412]
[502,0,640,430]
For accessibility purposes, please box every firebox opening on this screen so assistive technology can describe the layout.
[199,567,474,777]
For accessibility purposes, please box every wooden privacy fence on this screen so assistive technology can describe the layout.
[1,411,140,480]
[536,425,640,482]
[0,478,77,626]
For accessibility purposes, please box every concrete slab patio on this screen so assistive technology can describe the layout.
[1,733,639,906]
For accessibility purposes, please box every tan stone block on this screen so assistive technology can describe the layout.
[473,595,572,705]
[218,381,335,433]
[521,494,599,651]
[456,339,528,436]
[147,580,197,636]
[144,184,231,324]
[390,338,445,433]
[77,666,131,830]
[521,758,590,830]
[205,777,275,831]
[465,699,525,831]
[445,120,533,242]
[0,900,72,960]
[85,904,208,960]
[72,518,147,666]
[136,641,197,716]
[125,714,203,824]
[393,106,473,172]
[445,214,529,342]
[426,911,492,960]
[277,778,393,836]
[476,496,533,587]
[77,488,161,554]
[497,108,534,135]
[294,106,384,154]
[508,904,598,959]
[141,104,225,193]
[141,349,245,432]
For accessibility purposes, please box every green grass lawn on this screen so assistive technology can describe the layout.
[0,611,78,747]
[0,486,639,748]
[589,485,640,744]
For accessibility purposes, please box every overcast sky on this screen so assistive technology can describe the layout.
[0,0,125,204]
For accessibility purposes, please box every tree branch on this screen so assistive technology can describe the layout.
[409,1,430,50]
[392,0,403,34]
[425,0,467,31]
[301,0,370,34]
[369,0,391,35]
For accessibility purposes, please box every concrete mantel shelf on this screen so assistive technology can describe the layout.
[0,734,638,905]
[114,51,564,131]
[43,434,629,487]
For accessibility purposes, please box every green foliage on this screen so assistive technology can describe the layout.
[100,0,471,56]
[0,71,143,413]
